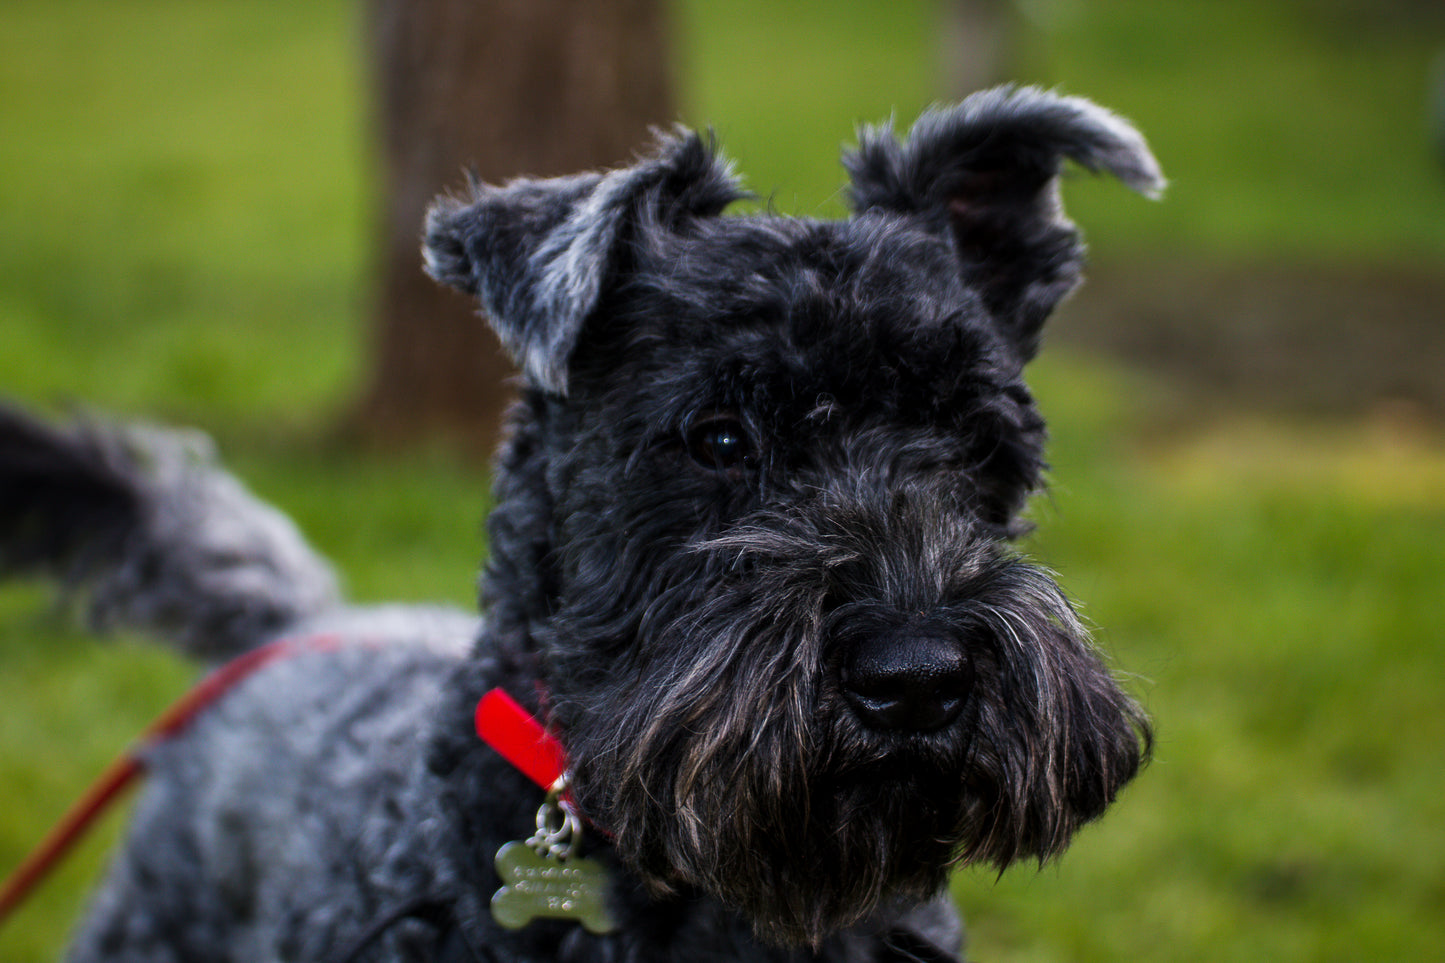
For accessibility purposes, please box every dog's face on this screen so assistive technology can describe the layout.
[426,88,1160,945]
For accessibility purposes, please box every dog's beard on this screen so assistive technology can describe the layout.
[542,486,1149,944]
[552,533,1149,946]
[565,607,954,947]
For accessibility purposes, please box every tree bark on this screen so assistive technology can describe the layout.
[356,0,673,455]
[939,0,1020,98]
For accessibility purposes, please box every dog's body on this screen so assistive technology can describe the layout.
[2,88,1159,961]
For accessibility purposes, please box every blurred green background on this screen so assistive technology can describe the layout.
[2,1,1443,960]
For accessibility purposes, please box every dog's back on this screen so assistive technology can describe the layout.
[0,405,477,959]
[65,623,471,961]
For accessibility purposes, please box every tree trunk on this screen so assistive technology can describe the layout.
[940,0,1018,98]
[356,0,673,455]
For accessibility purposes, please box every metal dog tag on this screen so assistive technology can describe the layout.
[490,790,616,934]
[491,841,615,934]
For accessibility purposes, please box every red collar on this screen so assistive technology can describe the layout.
[473,688,569,793]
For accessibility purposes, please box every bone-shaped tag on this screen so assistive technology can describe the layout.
[491,840,616,934]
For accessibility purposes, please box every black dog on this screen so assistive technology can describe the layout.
[1,86,1159,961]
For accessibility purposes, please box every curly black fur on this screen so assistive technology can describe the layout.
[423,87,1161,947]
[1,87,1160,961]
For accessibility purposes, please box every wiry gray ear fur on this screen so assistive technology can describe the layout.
[423,131,743,394]
[846,86,1164,359]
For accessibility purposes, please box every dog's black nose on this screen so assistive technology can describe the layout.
[841,626,973,732]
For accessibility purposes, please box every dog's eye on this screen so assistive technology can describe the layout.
[686,416,755,474]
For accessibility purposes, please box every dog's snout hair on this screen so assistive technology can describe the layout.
[550,481,1149,945]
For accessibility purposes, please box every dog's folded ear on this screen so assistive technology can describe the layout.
[845,86,1163,359]
[423,132,743,394]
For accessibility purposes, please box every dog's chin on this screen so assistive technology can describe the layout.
[724,865,951,950]
[593,766,969,947]
[644,836,954,949]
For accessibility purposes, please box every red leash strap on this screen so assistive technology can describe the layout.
[0,751,142,923]
[0,633,342,925]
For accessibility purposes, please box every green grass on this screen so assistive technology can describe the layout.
[2,1,1443,960]
[0,0,370,427]
[1024,0,1445,263]
[679,0,1445,263]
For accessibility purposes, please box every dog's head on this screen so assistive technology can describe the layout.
[426,87,1160,946]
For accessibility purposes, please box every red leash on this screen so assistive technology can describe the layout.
[0,633,342,925]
